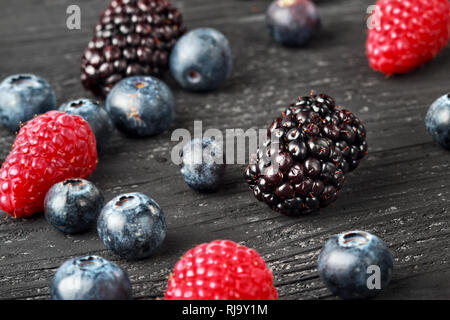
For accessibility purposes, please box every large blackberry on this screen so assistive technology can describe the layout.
[81,0,185,98]
[244,92,367,216]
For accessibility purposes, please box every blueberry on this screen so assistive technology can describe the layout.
[266,0,321,47]
[106,76,175,137]
[170,28,233,92]
[97,192,166,260]
[44,179,105,234]
[425,93,450,150]
[59,99,114,153]
[180,138,226,192]
[51,255,132,300]
[318,230,393,299]
[0,74,56,131]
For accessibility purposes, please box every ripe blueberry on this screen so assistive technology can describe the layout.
[44,179,104,234]
[266,0,321,47]
[318,230,394,299]
[51,255,132,300]
[426,93,450,150]
[97,192,166,260]
[0,74,56,131]
[59,98,114,153]
[180,138,226,192]
[106,76,175,137]
[170,28,233,91]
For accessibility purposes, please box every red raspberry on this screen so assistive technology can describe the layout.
[164,240,278,300]
[366,0,450,75]
[0,111,98,218]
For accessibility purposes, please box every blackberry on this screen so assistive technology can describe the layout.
[244,92,367,216]
[81,0,185,98]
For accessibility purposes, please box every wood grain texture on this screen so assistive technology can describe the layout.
[0,0,449,300]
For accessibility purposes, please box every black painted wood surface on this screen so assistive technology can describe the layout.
[0,0,449,300]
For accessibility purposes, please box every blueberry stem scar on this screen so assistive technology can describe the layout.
[135,82,147,89]
[63,179,83,186]
[116,195,135,207]
[341,231,370,246]
[70,101,85,108]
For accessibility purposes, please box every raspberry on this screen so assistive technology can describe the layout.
[0,111,98,218]
[164,240,278,300]
[366,0,450,75]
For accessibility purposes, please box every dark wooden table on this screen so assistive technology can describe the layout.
[0,0,449,300]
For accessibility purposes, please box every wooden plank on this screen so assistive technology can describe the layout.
[0,0,449,300]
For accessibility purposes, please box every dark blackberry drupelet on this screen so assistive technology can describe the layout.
[81,0,186,98]
[244,92,367,216]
